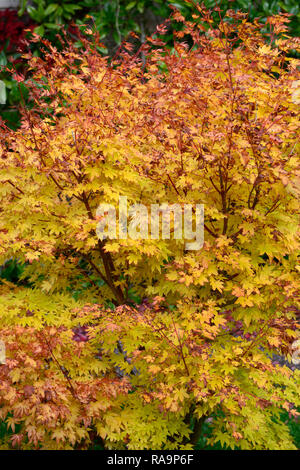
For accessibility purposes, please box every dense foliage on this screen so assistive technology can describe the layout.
[0,6,299,450]
[19,0,300,43]
[1,0,300,129]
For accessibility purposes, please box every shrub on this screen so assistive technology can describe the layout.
[0,7,299,450]
[2,0,300,130]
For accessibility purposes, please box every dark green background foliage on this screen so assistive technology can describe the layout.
[19,0,300,44]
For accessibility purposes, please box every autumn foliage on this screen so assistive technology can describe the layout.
[0,5,299,450]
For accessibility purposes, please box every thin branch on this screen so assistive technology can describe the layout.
[171,316,190,376]
[265,198,281,216]
[204,224,218,238]
[38,330,82,403]
[6,180,25,195]
[167,173,180,196]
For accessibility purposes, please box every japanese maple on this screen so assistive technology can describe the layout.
[0,5,299,450]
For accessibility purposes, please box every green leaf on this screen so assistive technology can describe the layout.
[64,4,82,13]
[169,1,186,10]
[34,25,45,36]
[44,4,58,16]
[27,5,37,16]
[137,1,145,13]
[125,1,136,10]
[44,23,61,29]
[56,6,63,16]
[18,0,28,16]
[0,50,7,67]
[262,1,271,12]
[0,81,6,105]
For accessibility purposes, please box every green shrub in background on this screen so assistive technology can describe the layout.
[20,0,300,45]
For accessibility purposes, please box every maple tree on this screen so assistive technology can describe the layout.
[0,5,299,450]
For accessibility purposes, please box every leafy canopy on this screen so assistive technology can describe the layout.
[0,6,299,450]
